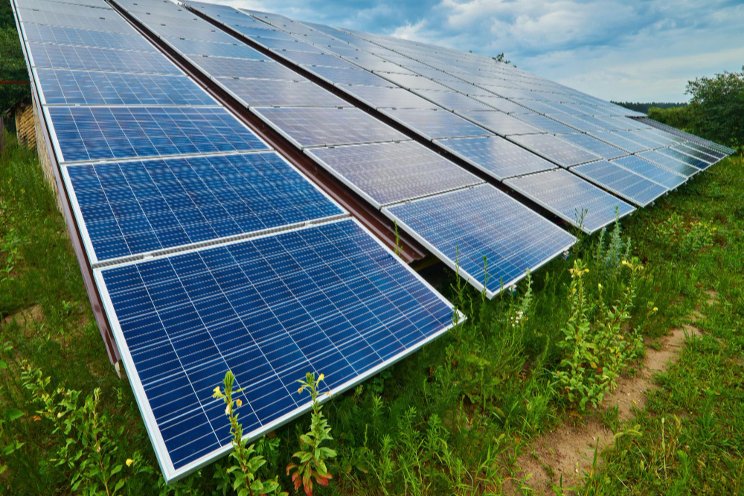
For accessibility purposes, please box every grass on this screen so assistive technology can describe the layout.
[0,129,741,495]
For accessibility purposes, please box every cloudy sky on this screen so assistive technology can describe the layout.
[205,0,744,102]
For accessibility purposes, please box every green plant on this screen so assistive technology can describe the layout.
[213,371,285,496]
[287,372,336,496]
[0,342,23,475]
[20,364,150,495]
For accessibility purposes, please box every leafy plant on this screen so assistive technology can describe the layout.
[287,372,336,496]
[213,371,286,496]
[21,364,150,495]
[0,342,23,476]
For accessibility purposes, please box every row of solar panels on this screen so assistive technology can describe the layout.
[13,0,460,481]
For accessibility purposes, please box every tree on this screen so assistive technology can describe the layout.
[492,52,515,67]
[647,105,693,131]
[685,66,744,149]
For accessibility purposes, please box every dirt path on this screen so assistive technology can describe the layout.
[512,324,703,494]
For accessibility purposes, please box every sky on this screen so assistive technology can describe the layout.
[204,0,744,102]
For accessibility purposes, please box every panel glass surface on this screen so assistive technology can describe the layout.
[48,106,268,162]
[509,133,601,166]
[342,85,437,109]
[22,23,153,51]
[67,152,344,261]
[611,156,686,189]
[637,150,699,177]
[505,169,635,233]
[667,145,714,168]
[27,42,181,74]
[436,136,556,179]
[191,57,301,81]
[556,133,627,160]
[515,113,578,134]
[414,90,495,111]
[308,66,394,87]
[36,69,216,106]
[385,184,576,296]
[307,141,482,207]
[99,219,454,477]
[572,161,668,207]
[218,78,347,108]
[253,107,408,148]
[382,108,492,140]
[460,111,541,136]
[168,39,266,60]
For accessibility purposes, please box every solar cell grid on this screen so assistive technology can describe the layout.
[470,95,531,114]
[308,66,394,87]
[341,85,437,109]
[168,38,266,60]
[509,133,601,166]
[670,144,717,164]
[98,218,455,477]
[504,168,635,232]
[48,106,269,162]
[653,147,709,169]
[307,141,483,207]
[35,69,216,106]
[21,23,153,51]
[218,78,347,108]
[27,42,182,74]
[251,37,324,54]
[611,155,686,189]
[556,133,627,160]
[637,150,699,177]
[190,57,301,81]
[253,107,408,148]
[65,152,344,261]
[516,113,578,134]
[384,184,576,297]
[461,110,541,136]
[588,132,647,153]
[379,72,453,92]
[18,7,131,33]
[436,136,556,179]
[572,160,668,207]
[382,108,493,140]
[272,50,353,68]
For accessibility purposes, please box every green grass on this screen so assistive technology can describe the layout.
[0,130,741,495]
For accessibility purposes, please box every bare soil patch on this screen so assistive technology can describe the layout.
[512,324,702,494]
[2,304,43,327]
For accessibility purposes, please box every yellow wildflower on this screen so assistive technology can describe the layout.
[126,458,134,467]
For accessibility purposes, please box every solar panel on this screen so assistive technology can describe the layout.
[378,72,453,92]
[35,69,216,106]
[504,169,635,233]
[272,50,353,68]
[167,38,266,60]
[382,108,492,140]
[670,144,717,166]
[21,23,153,51]
[469,95,531,114]
[27,42,182,74]
[18,8,133,34]
[509,133,601,167]
[414,90,496,112]
[251,36,324,54]
[340,85,437,109]
[252,107,409,148]
[589,132,647,153]
[681,142,725,160]
[308,66,394,87]
[384,184,576,297]
[47,106,269,163]
[97,218,456,480]
[461,111,541,136]
[516,113,578,134]
[218,78,347,108]
[189,57,302,81]
[611,155,686,189]
[307,141,483,208]
[571,161,668,207]
[637,150,699,177]
[64,152,344,262]
[555,133,627,160]
[436,136,556,180]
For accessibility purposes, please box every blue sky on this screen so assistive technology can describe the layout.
[206,0,744,102]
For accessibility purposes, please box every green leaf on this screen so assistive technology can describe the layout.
[6,408,23,421]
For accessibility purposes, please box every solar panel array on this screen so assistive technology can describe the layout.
[13,0,732,483]
[188,3,728,229]
[13,0,459,481]
[124,0,579,299]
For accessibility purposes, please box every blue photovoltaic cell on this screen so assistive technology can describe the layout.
[385,184,576,296]
[307,141,482,207]
[253,107,408,148]
[190,57,301,80]
[589,132,647,153]
[556,133,627,160]
[669,145,715,167]
[36,69,216,106]
[18,8,133,34]
[27,42,181,74]
[414,90,495,112]
[611,155,686,189]
[571,161,668,207]
[99,218,454,476]
[379,72,453,92]
[383,108,492,140]
[509,133,601,167]
[436,136,556,179]
[21,23,153,51]
[674,143,718,162]
[471,95,531,114]
[460,111,541,136]
[515,113,577,134]
[504,168,635,233]
[343,85,438,109]
[66,152,344,261]
[251,36,323,54]
[274,50,354,68]
[219,78,347,108]
[48,106,269,162]
[168,38,266,60]
[637,150,699,177]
